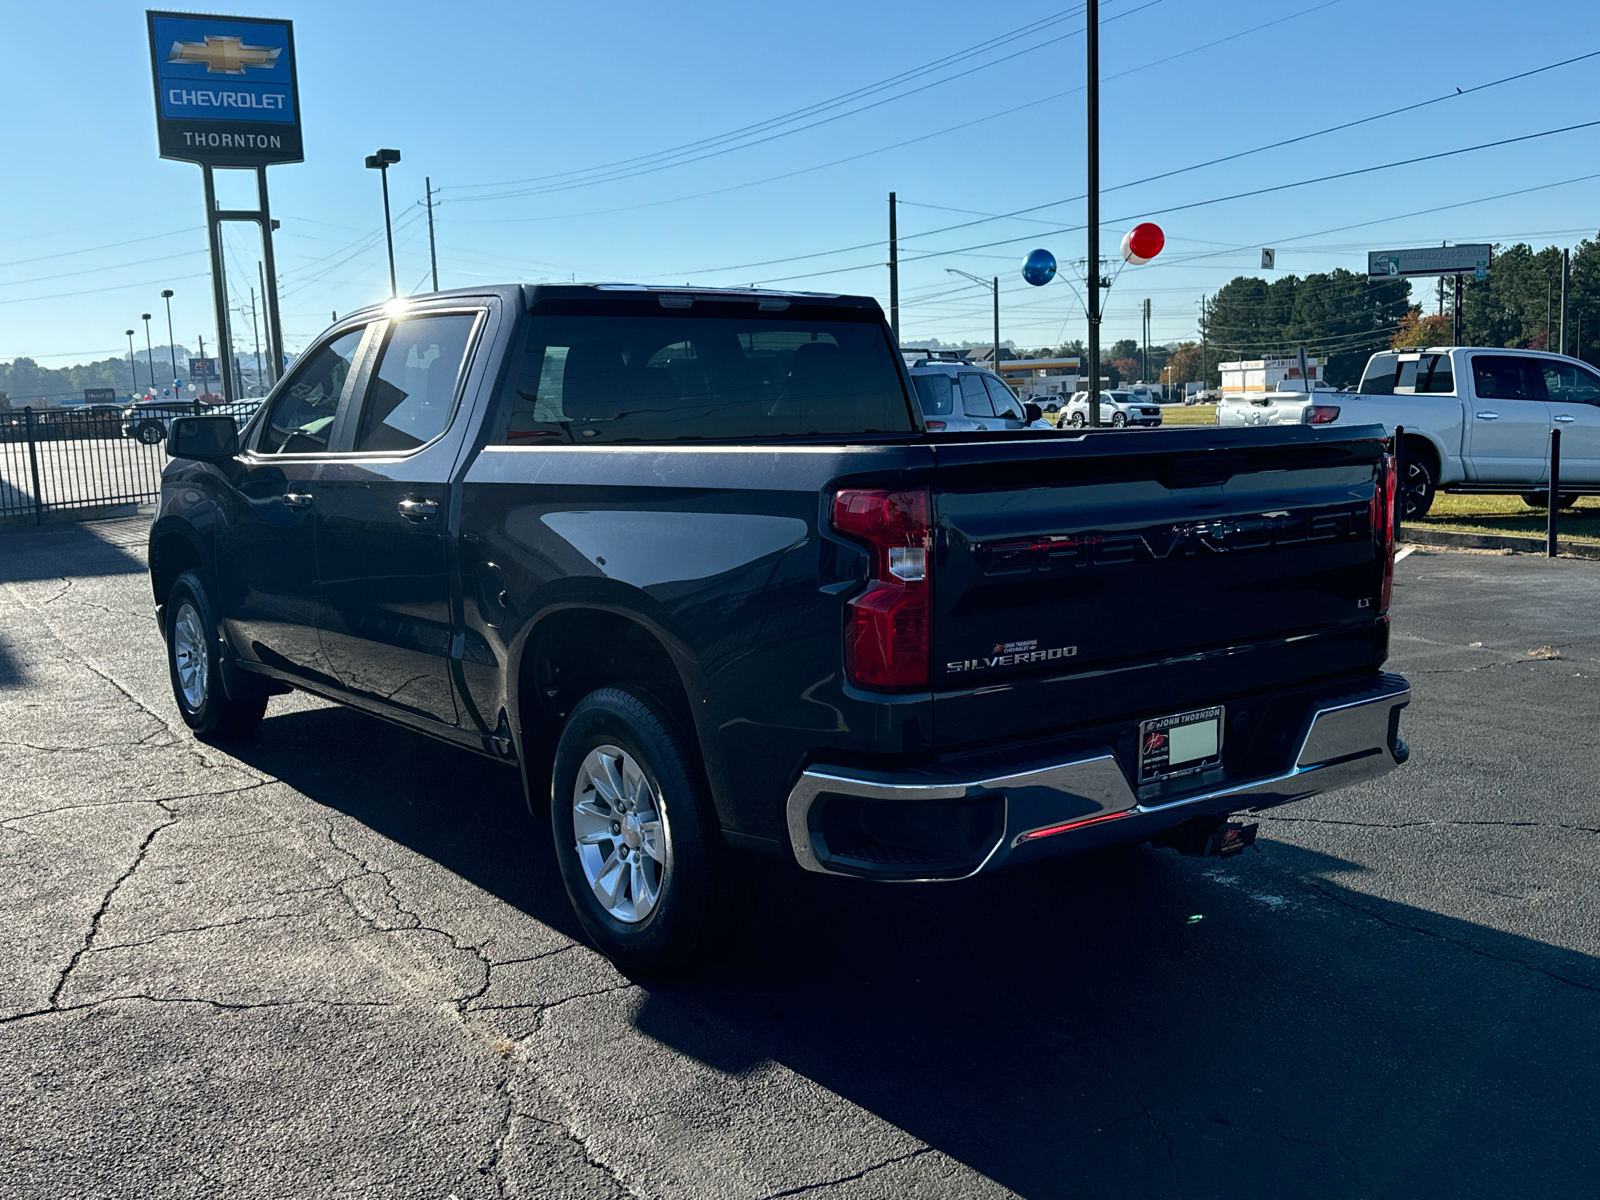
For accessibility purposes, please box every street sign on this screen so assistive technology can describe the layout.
[83,388,117,404]
[1368,244,1492,279]
[1261,248,1275,270]
[146,11,302,167]
[189,357,220,382]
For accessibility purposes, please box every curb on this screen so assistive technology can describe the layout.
[1400,526,1600,560]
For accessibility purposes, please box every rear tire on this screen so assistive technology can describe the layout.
[1522,492,1579,509]
[551,685,745,973]
[165,570,268,740]
[135,421,165,446]
[1397,452,1437,519]
[1069,412,1086,428]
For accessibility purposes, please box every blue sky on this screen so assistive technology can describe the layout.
[3,0,1598,367]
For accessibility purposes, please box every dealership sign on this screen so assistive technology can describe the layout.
[190,357,220,382]
[146,11,301,166]
[1368,244,1492,280]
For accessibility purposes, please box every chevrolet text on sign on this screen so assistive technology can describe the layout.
[146,10,301,167]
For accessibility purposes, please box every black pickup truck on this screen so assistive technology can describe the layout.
[150,284,1410,969]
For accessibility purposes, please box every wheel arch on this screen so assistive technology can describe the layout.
[148,521,208,610]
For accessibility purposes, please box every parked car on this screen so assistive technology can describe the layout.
[150,284,1410,971]
[1215,382,1342,429]
[908,361,1047,432]
[1062,390,1164,427]
[1324,346,1600,517]
[126,397,264,446]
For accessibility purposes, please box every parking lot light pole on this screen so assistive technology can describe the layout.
[946,268,1001,370]
[141,314,155,396]
[365,148,402,298]
[125,330,138,399]
[161,290,178,397]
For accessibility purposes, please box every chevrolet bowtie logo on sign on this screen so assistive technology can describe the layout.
[147,10,302,167]
[166,35,281,75]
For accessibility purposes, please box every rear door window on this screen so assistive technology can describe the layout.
[353,313,478,453]
[257,328,364,455]
[959,374,995,417]
[1471,355,1548,401]
[501,314,911,442]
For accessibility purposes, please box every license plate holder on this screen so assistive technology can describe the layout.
[1139,706,1224,783]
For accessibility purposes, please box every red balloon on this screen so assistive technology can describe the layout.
[1121,222,1165,265]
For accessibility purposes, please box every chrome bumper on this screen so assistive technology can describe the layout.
[785,676,1410,880]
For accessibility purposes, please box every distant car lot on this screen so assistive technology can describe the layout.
[1,519,1596,1198]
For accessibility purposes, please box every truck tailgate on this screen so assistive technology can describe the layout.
[931,427,1389,749]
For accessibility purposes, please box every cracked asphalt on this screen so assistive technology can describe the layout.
[1,518,1596,1199]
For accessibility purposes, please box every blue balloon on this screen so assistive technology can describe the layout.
[1022,248,1057,286]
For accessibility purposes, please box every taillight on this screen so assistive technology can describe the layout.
[924,420,946,432]
[831,488,931,690]
[1371,451,1396,615]
[1303,404,1341,425]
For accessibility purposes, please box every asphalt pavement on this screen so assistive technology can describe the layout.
[1,522,1596,1199]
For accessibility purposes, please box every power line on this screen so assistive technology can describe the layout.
[0,226,205,272]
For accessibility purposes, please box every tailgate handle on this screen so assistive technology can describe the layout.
[1165,452,1247,488]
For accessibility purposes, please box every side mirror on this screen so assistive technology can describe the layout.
[1023,403,1043,424]
[167,415,239,462]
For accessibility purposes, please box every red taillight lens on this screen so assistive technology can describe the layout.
[924,420,946,432]
[1371,451,1396,615]
[1303,404,1341,425]
[832,488,931,690]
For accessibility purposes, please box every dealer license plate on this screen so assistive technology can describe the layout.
[1139,706,1224,783]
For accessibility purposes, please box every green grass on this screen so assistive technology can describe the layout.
[1045,405,1216,427]
[1414,493,1600,543]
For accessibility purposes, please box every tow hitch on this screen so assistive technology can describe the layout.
[1153,816,1259,858]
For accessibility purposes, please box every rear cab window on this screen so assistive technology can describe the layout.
[499,297,914,444]
[1359,354,1399,395]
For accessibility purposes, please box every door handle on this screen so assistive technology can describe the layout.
[282,492,313,509]
[1474,411,1499,420]
[398,497,440,520]
[1554,414,1576,423]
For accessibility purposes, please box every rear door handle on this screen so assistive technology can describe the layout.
[1554,414,1576,423]
[283,492,313,509]
[1474,411,1499,420]
[398,497,440,520]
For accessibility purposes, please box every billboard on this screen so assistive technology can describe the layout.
[146,11,301,167]
[1368,244,1491,280]
[83,388,119,404]
[190,357,220,382]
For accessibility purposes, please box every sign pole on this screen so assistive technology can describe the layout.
[1453,274,1463,347]
[201,165,236,403]
[1085,0,1101,428]
[257,166,285,386]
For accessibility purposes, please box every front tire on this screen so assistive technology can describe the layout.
[551,686,742,973]
[165,570,267,740]
[1111,412,1127,428]
[1069,412,1086,427]
[135,421,165,446]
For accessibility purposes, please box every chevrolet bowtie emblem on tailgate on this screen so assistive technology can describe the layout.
[167,35,281,74]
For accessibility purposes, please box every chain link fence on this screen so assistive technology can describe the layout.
[0,400,261,524]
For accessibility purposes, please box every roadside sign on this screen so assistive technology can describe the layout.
[1261,248,1275,270]
[146,10,302,167]
[190,357,220,382]
[1368,244,1492,279]
[83,388,117,404]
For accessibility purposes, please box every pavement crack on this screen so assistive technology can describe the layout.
[518,1112,633,1198]
[90,911,301,953]
[758,1146,937,1199]
[48,814,178,1008]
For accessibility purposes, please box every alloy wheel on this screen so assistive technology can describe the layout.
[572,744,667,924]
[172,601,208,711]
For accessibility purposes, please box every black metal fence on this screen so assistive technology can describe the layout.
[0,401,261,524]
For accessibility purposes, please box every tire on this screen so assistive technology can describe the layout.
[1069,412,1086,428]
[1520,492,1579,509]
[135,421,165,446]
[1397,451,1437,519]
[551,685,745,973]
[1111,412,1127,428]
[165,570,268,740]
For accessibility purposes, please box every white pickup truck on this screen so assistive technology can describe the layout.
[1325,346,1600,517]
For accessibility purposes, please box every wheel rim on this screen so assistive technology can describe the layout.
[1402,460,1432,517]
[1112,413,1126,427]
[140,424,162,444]
[572,744,667,924]
[1071,413,1085,426]
[172,601,208,711]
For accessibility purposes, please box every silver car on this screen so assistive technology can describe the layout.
[908,363,1051,432]
[1061,390,1164,428]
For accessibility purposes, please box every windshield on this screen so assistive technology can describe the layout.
[912,373,956,416]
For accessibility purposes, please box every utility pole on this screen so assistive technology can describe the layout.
[258,262,274,385]
[992,276,1000,373]
[197,333,206,395]
[888,192,900,345]
[1453,275,1463,347]
[425,176,440,293]
[1085,0,1102,427]
[1142,298,1151,386]
[1560,248,1570,355]
[249,287,263,397]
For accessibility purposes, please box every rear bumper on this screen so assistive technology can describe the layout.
[785,673,1409,880]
